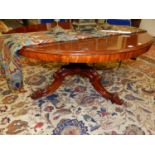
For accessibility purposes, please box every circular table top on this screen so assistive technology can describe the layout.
[7,23,154,63]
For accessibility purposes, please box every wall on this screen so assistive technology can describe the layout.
[140,19,155,36]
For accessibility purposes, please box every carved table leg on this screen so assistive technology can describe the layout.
[31,69,66,99]
[31,63,123,105]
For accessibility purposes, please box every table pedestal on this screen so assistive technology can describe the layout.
[31,63,123,105]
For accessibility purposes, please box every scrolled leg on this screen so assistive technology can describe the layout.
[30,63,123,105]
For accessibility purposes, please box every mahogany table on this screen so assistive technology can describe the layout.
[6,23,153,105]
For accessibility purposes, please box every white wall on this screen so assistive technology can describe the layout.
[140,19,155,36]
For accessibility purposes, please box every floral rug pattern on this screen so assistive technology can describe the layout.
[0,57,155,135]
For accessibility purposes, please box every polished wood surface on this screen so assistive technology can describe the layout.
[31,63,123,105]
[19,33,153,63]
[6,23,153,63]
[6,23,153,105]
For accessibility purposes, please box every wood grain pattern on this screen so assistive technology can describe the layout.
[19,36,152,63]
[6,23,153,64]
[6,23,153,105]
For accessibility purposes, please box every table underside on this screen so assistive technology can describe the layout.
[31,63,123,105]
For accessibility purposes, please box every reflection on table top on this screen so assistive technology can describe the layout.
[5,23,153,63]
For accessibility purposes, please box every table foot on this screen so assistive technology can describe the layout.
[31,63,123,105]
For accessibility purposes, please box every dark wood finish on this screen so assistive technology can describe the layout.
[19,34,153,63]
[22,19,29,26]
[6,23,153,105]
[131,19,141,28]
[31,63,123,105]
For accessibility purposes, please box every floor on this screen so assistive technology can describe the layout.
[0,43,155,135]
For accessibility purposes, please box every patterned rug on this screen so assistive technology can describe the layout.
[0,54,155,135]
